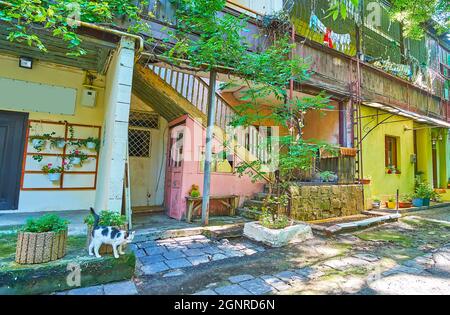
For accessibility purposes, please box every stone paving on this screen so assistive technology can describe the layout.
[193,243,450,295]
[132,235,266,276]
[55,281,138,295]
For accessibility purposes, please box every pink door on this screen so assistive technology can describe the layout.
[164,127,184,219]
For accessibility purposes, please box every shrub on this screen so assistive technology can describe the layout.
[84,210,126,227]
[22,214,69,233]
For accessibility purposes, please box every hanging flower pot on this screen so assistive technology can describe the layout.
[31,138,45,149]
[70,157,81,165]
[55,139,66,148]
[86,141,96,149]
[48,172,61,182]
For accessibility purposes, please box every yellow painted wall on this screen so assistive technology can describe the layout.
[0,54,105,125]
[0,53,107,212]
[360,105,416,204]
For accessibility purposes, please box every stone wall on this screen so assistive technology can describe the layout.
[289,184,364,221]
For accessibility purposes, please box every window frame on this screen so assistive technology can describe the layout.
[385,135,398,169]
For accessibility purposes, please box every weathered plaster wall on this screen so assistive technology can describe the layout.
[303,102,340,145]
[289,184,364,221]
[0,53,106,212]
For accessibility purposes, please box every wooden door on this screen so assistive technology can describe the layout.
[164,127,185,219]
[0,110,28,210]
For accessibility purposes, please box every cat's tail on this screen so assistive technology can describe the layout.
[90,207,99,228]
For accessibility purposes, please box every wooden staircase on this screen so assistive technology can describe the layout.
[133,63,272,180]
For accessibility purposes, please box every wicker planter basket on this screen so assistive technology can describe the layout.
[15,230,68,264]
[86,225,127,255]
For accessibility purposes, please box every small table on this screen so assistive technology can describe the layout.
[185,195,239,223]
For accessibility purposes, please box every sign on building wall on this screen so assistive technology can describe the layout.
[0,77,76,115]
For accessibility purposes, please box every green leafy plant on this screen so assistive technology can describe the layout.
[29,132,56,151]
[84,210,126,227]
[22,214,69,233]
[41,163,64,174]
[319,171,337,182]
[80,137,101,151]
[67,149,88,166]
[414,177,434,199]
[388,197,396,202]
[0,0,151,56]
[259,194,290,229]
[49,137,66,149]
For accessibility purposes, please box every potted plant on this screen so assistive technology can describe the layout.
[29,132,55,151]
[386,197,396,209]
[50,137,66,149]
[82,137,100,151]
[412,177,434,207]
[84,210,127,254]
[67,149,88,166]
[399,194,413,208]
[15,214,69,264]
[372,198,381,209]
[243,193,313,247]
[319,171,338,183]
[41,163,65,182]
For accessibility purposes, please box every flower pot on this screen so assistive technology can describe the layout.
[360,179,371,185]
[48,172,61,182]
[55,140,66,148]
[399,202,412,208]
[422,198,430,206]
[386,201,396,209]
[15,230,67,264]
[372,202,380,209]
[31,139,45,149]
[412,198,423,207]
[86,224,128,255]
[70,157,81,165]
[86,141,96,150]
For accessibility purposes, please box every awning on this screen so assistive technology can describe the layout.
[363,101,450,129]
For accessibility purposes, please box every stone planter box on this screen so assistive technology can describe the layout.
[243,221,313,247]
[15,230,68,264]
[86,225,127,255]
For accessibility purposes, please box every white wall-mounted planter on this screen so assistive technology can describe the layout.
[70,157,81,165]
[243,221,313,247]
[55,140,66,148]
[86,142,96,150]
[31,139,45,149]
[48,173,61,182]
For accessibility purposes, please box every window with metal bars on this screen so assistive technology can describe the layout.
[128,111,159,157]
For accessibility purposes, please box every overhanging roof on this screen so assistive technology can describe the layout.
[363,101,450,129]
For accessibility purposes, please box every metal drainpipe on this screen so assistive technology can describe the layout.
[0,1,144,52]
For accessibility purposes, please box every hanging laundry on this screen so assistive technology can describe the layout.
[330,31,351,51]
[309,12,326,34]
[323,28,333,49]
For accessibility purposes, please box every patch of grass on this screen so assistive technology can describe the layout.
[0,232,18,260]
[356,231,413,247]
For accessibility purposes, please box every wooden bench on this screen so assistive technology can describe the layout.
[185,195,239,223]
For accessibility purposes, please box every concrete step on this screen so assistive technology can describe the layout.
[237,207,262,220]
[206,224,244,240]
[243,199,265,209]
[254,192,269,201]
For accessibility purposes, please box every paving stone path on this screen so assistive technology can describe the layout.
[193,243,450,295]
[55,281,138,295]
[132,235,266,276]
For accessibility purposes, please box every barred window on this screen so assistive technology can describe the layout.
[128,129,151,157]
[129,111,159,129]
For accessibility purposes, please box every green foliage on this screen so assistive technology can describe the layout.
[0,0,150,56]
[22,214,69,233]
[41,163,64,174]
[414,176,435,199]
[259,194,290,229]
[67,149,88,166]
[80,137,101,152]
[84,210,126,227]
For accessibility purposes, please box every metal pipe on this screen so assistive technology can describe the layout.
[0,1,144,52]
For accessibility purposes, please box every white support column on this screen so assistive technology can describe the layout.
[95,37,135,212]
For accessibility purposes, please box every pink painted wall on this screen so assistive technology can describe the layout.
[166,115,265,220]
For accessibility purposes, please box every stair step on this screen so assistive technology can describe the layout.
[243,199,264,209]
[236,207,262,220]
[207,225,244,240]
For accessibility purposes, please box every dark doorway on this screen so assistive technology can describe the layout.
[0,110,28,210]
[432,143,438,188]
